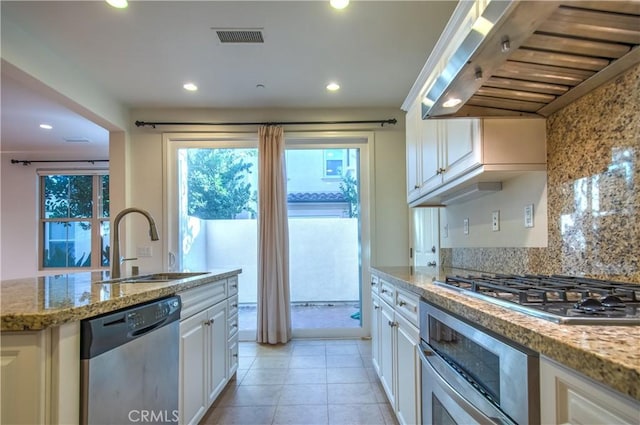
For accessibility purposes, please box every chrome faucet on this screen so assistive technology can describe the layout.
[111,208,159,279]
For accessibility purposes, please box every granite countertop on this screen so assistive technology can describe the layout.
[0,269,241,332]
[372,266,640,402]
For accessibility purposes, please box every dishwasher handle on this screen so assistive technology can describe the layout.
[81,296,181,359]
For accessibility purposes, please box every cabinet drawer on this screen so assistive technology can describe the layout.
[228,295,239,317]
[379,280,395,306]
[227,313,239,338]
[228,337,239,377]
[371,274,380,294]
[395,288,419,327]
[227,276,239,297]
[179,280,226,319]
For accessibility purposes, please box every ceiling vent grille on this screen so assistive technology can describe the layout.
[64,137,91,143]
[214,28,264,44]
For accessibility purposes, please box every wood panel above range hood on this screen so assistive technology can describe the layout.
[403,0,640,118]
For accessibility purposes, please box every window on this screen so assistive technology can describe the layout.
[40,172,110,270]
[323,149,346,177]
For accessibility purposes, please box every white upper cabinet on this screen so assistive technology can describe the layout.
[405,112,546,206]
[405,99,422,201]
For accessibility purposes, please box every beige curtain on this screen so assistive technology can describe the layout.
[257,125,291,344]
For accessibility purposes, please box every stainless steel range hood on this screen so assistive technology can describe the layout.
[410,0,640,119]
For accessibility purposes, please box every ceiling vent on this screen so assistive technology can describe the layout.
[64,137,91,143]
[213,28,264,44]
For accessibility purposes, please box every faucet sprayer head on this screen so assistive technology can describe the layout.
[150,222,159,241]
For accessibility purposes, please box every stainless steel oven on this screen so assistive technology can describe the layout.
[419,300,539,425]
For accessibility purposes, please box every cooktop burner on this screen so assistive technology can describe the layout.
[438,274,640,325]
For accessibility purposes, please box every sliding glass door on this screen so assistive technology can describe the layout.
[165,132,372,340]
[285,134,370,339]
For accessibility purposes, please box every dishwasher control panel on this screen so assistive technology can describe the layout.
[81,296,182,359]
[127,297,181,331]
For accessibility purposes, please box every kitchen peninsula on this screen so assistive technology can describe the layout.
[0,269,241,424]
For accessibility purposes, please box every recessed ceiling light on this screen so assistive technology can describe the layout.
[106,0,128,9]
[443,98,462,108]
[330,0,349,10]
[183,83,198,92]
[39,124,53,130]
[326,82,340,92]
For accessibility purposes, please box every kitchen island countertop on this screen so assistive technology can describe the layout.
[372,266,640,402]
[0,269,241,331]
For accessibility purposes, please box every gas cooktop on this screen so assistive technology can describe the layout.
[438,274,640,325]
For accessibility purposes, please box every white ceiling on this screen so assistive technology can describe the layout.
[1,1,458,155]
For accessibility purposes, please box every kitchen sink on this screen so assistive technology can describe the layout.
[97,272,209,284]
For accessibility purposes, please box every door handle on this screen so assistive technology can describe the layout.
[428,261,437,267]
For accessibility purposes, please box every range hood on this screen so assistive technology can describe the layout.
[407,0,640,118]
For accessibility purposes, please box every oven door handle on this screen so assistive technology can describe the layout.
[419,345,512,425]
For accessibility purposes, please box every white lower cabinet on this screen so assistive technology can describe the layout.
[379,298,396,407]
[395,312,420,425]
[178,276,239,425]
[371,292,381,375]
[371,274,421,425]
[206,301,228,406]
[179,309,208,425]
[0,322,80,425]
[540,356,640,425]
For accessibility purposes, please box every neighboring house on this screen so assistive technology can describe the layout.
[287,192,349,218]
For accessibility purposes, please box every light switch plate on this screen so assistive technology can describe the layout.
[492,210,500,232]
[524,204,534,228]
[137,246,152,257]
[463,218,469,235]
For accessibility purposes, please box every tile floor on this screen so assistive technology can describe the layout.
[200,339,399,425]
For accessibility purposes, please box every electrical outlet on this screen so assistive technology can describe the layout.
[443,223,449,239]
[524,204,534,228]
[492,210,500,232]
[463,218,469,235]
[137,246,152,257]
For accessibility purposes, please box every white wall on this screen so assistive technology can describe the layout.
[126,107,409,273]
[440,171,548,248]
[0,106,409,279]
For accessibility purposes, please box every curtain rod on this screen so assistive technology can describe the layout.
[134,118,397,129]
[11,159,109,166]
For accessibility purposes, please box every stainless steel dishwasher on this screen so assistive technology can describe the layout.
[80,296,181,425]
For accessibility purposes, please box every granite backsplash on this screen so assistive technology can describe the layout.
[442,63,640,284]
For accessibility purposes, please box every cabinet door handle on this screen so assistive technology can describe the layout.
[203,320,211,326]
[414,184,420,189]
[427,261,437,267]
[381,289,387,293]
[431,246,436,253]
[388,321,397,328]
[232,303,238,308]
[398,300,406,307]
[374,305,380,310]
